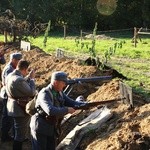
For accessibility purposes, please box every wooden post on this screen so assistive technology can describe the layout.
[134,27,137,47]
[80,29,83,41]
[64,25,66,39]
[13,29,17,42]
[4,30,8,43]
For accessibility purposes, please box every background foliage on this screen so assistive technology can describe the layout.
[0,0,150,31]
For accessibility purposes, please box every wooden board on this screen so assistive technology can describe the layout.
[20,40,31,51]
[119,81,133,108]
[56,106,113,150]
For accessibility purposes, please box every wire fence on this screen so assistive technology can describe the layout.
[82,28,133,35]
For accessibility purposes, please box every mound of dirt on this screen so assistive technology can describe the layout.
[0,44,149,150]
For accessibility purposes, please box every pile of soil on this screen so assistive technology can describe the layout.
[0,44,149,150]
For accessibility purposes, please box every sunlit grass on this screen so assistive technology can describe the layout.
[1,34,149,59]
[0,33,150,98]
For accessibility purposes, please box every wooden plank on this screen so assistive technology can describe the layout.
[138,32,150,35]
[56,106,113,150]
[119,81,133,108]
[20,40,31,51]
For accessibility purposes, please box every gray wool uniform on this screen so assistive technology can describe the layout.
[0,54,22,142]
[6,69,36,117]
[30,84,83,150]
[6,69,36,141]
[1,62,15,99]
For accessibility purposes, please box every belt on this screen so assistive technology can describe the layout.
[35,113,57,125]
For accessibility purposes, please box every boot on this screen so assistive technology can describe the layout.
[13,140,22,150]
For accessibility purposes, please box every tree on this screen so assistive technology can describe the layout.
[0,0,149,31]
[142,0,150,27]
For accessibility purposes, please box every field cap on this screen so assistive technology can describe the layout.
[10,52,22,60]
[51,71,68,83]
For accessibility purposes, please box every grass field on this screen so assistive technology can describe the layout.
[0,33,150,100]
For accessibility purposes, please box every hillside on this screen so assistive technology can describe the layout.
[0,44,149,150]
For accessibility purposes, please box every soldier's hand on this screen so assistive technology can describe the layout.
[67,107,76,114]
[29,69,35,79]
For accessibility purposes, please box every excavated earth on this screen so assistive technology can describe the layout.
[0,43,149,150]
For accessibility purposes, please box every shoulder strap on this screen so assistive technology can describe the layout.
[46,87,54,104]
[59,91,63,98]
[46,87,63,105]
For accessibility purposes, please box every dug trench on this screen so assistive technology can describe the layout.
[0,44,149,150]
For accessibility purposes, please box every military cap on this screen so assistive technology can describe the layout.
[51,71,68,83]
[10,52,22,60]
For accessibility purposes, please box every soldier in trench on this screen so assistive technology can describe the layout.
[0,52,22,142]
[0,42,7,81]
[6,60,36,150]
[30,71,85,150]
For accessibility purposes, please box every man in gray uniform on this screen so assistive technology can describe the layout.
[30,71,85,150]
[0,42,7,78]
[0,52,22,142]
[6,60,36,150]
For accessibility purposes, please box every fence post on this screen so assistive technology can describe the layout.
[4,30,8,43]
[80,30,83,41]
[64,25,66,39]
[134,27,137,47]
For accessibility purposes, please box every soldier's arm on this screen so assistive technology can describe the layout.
[16,78,36,97]
[37,91,68,117]
[63,93,84,107]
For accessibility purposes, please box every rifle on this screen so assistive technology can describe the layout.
[74,97,126,110]
[64,76,112,95]
[67,76,112,85]
[74,81,134,110]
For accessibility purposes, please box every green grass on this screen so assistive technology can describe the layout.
[29,36,118,55]
[0,33,150,99]
[1,33,149,59]
[32,34,150,100]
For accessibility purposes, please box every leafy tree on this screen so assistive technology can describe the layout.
[142,0,150,27]
[0,0,149,31]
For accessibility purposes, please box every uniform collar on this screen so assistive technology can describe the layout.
[49,84,59,97]
[14,69,23,77]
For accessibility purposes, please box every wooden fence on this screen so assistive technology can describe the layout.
[132,27,150,47]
